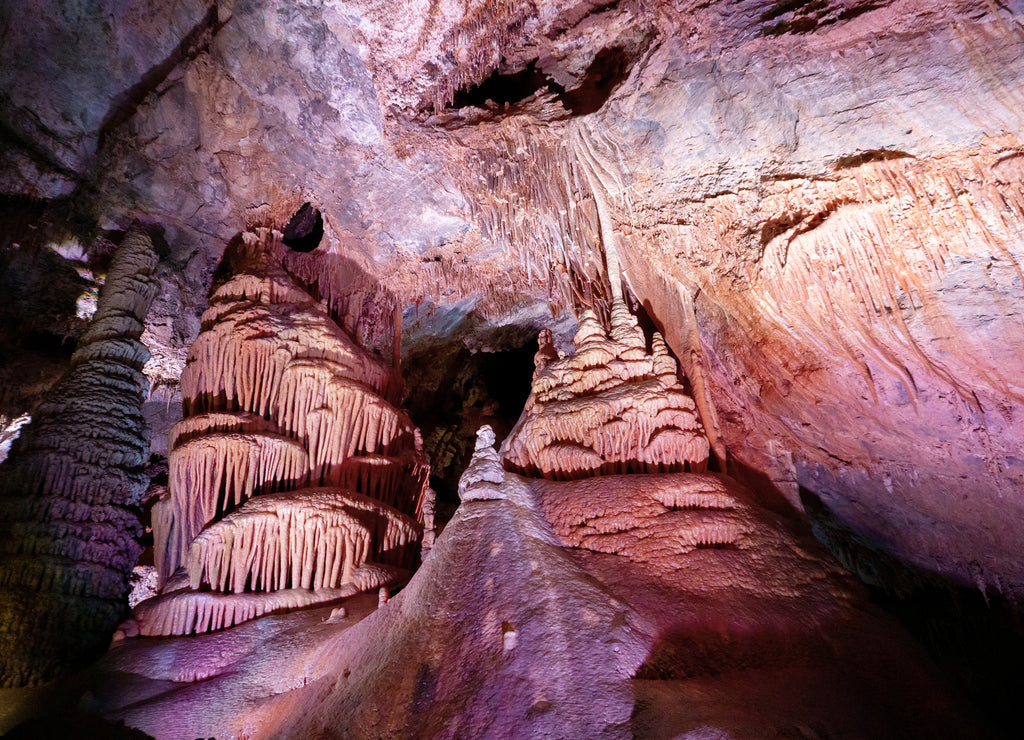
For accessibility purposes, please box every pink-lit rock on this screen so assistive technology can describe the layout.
[89,431,982,738]
[133,227,429,635]
[502,300,710,479]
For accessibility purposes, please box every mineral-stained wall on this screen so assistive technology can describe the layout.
[0,229,158,687]
[1,0,1024,734]
[128,227,429,637]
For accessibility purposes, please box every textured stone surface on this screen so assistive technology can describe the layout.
[502,301,710,479]
[136,226,429,635]
[89,436,981,738]
[1,0,1024,733]
[0,229,158,687]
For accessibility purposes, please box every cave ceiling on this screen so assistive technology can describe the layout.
[2,0,1024,686]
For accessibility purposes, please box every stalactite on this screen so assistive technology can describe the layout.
[158,432,310,581]
[502,300,710,481]
[186,488,420,594]
[640,141,1024,415]
[135,227,429,636]
[0,228,159,687]
[394,100,610,324]
[123,562,402,637]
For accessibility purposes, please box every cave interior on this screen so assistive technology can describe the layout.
[2,0,1024,737]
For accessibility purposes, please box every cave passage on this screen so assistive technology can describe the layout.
[449,45,633,116]
[402,336,538,530]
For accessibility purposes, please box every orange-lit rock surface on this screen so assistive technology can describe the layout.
[130,228,428,636]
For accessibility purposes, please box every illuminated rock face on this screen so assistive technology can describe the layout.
[1,0,1023,734]
[2,0,1021,597]
[0,230,158,687]
[132,229,428,636]
[502,302,710,479]
[91,431,981,739]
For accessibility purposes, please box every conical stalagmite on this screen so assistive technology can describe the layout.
[134,227,429,636]
[501,300,710,480]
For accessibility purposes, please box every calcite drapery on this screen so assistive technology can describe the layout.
[501,300,710,479]
[136,228,429,636]
[0,229,159,687]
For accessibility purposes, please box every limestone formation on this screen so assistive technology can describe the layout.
[122,562,401,638]
[136,228,428,636]
[91,436,980,740]
[501,301,710,479]
[2,0,1024,735]
[0,229,159,687]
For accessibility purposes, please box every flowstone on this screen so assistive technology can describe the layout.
[127,227,430,636]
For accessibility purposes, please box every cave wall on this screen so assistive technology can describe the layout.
[1,0,1023,661]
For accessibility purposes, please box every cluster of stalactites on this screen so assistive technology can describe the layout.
[0,229,159,687]
[154,429,309,581]
[182,234,394,418]
[124,562,400,637]
[501,300,710,480]
[186,488,420,594]
[139,228,430,636]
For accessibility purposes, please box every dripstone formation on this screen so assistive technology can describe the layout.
[0,229,159,687]
[502,300,710,479]
[125,228,429,637]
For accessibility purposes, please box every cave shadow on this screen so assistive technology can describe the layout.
[726,456,807,525]
[629,610,992,740]
[588,531,992,740]
[400,313,538,534]
[800,486,1024,739]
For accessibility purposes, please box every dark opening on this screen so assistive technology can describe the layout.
[835,149,913,169]
[561,45,631,115]
[402,335,538,532]
[452,60,565,110]
[760,0,887,37]
[282,203,324,252]
[448,45,634,117]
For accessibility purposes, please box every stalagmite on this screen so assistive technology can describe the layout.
[0,228,159,687]
[132,227,430,636]
[502,300,710,480]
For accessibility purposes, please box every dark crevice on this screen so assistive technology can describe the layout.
[448,44,635,117]
[694,541,739,550]
[835,149,914,169]
[561,45,632,115]
[760,211,804,247]
[760,0,889,37]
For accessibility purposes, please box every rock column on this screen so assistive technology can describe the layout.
[0,229,159,687]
